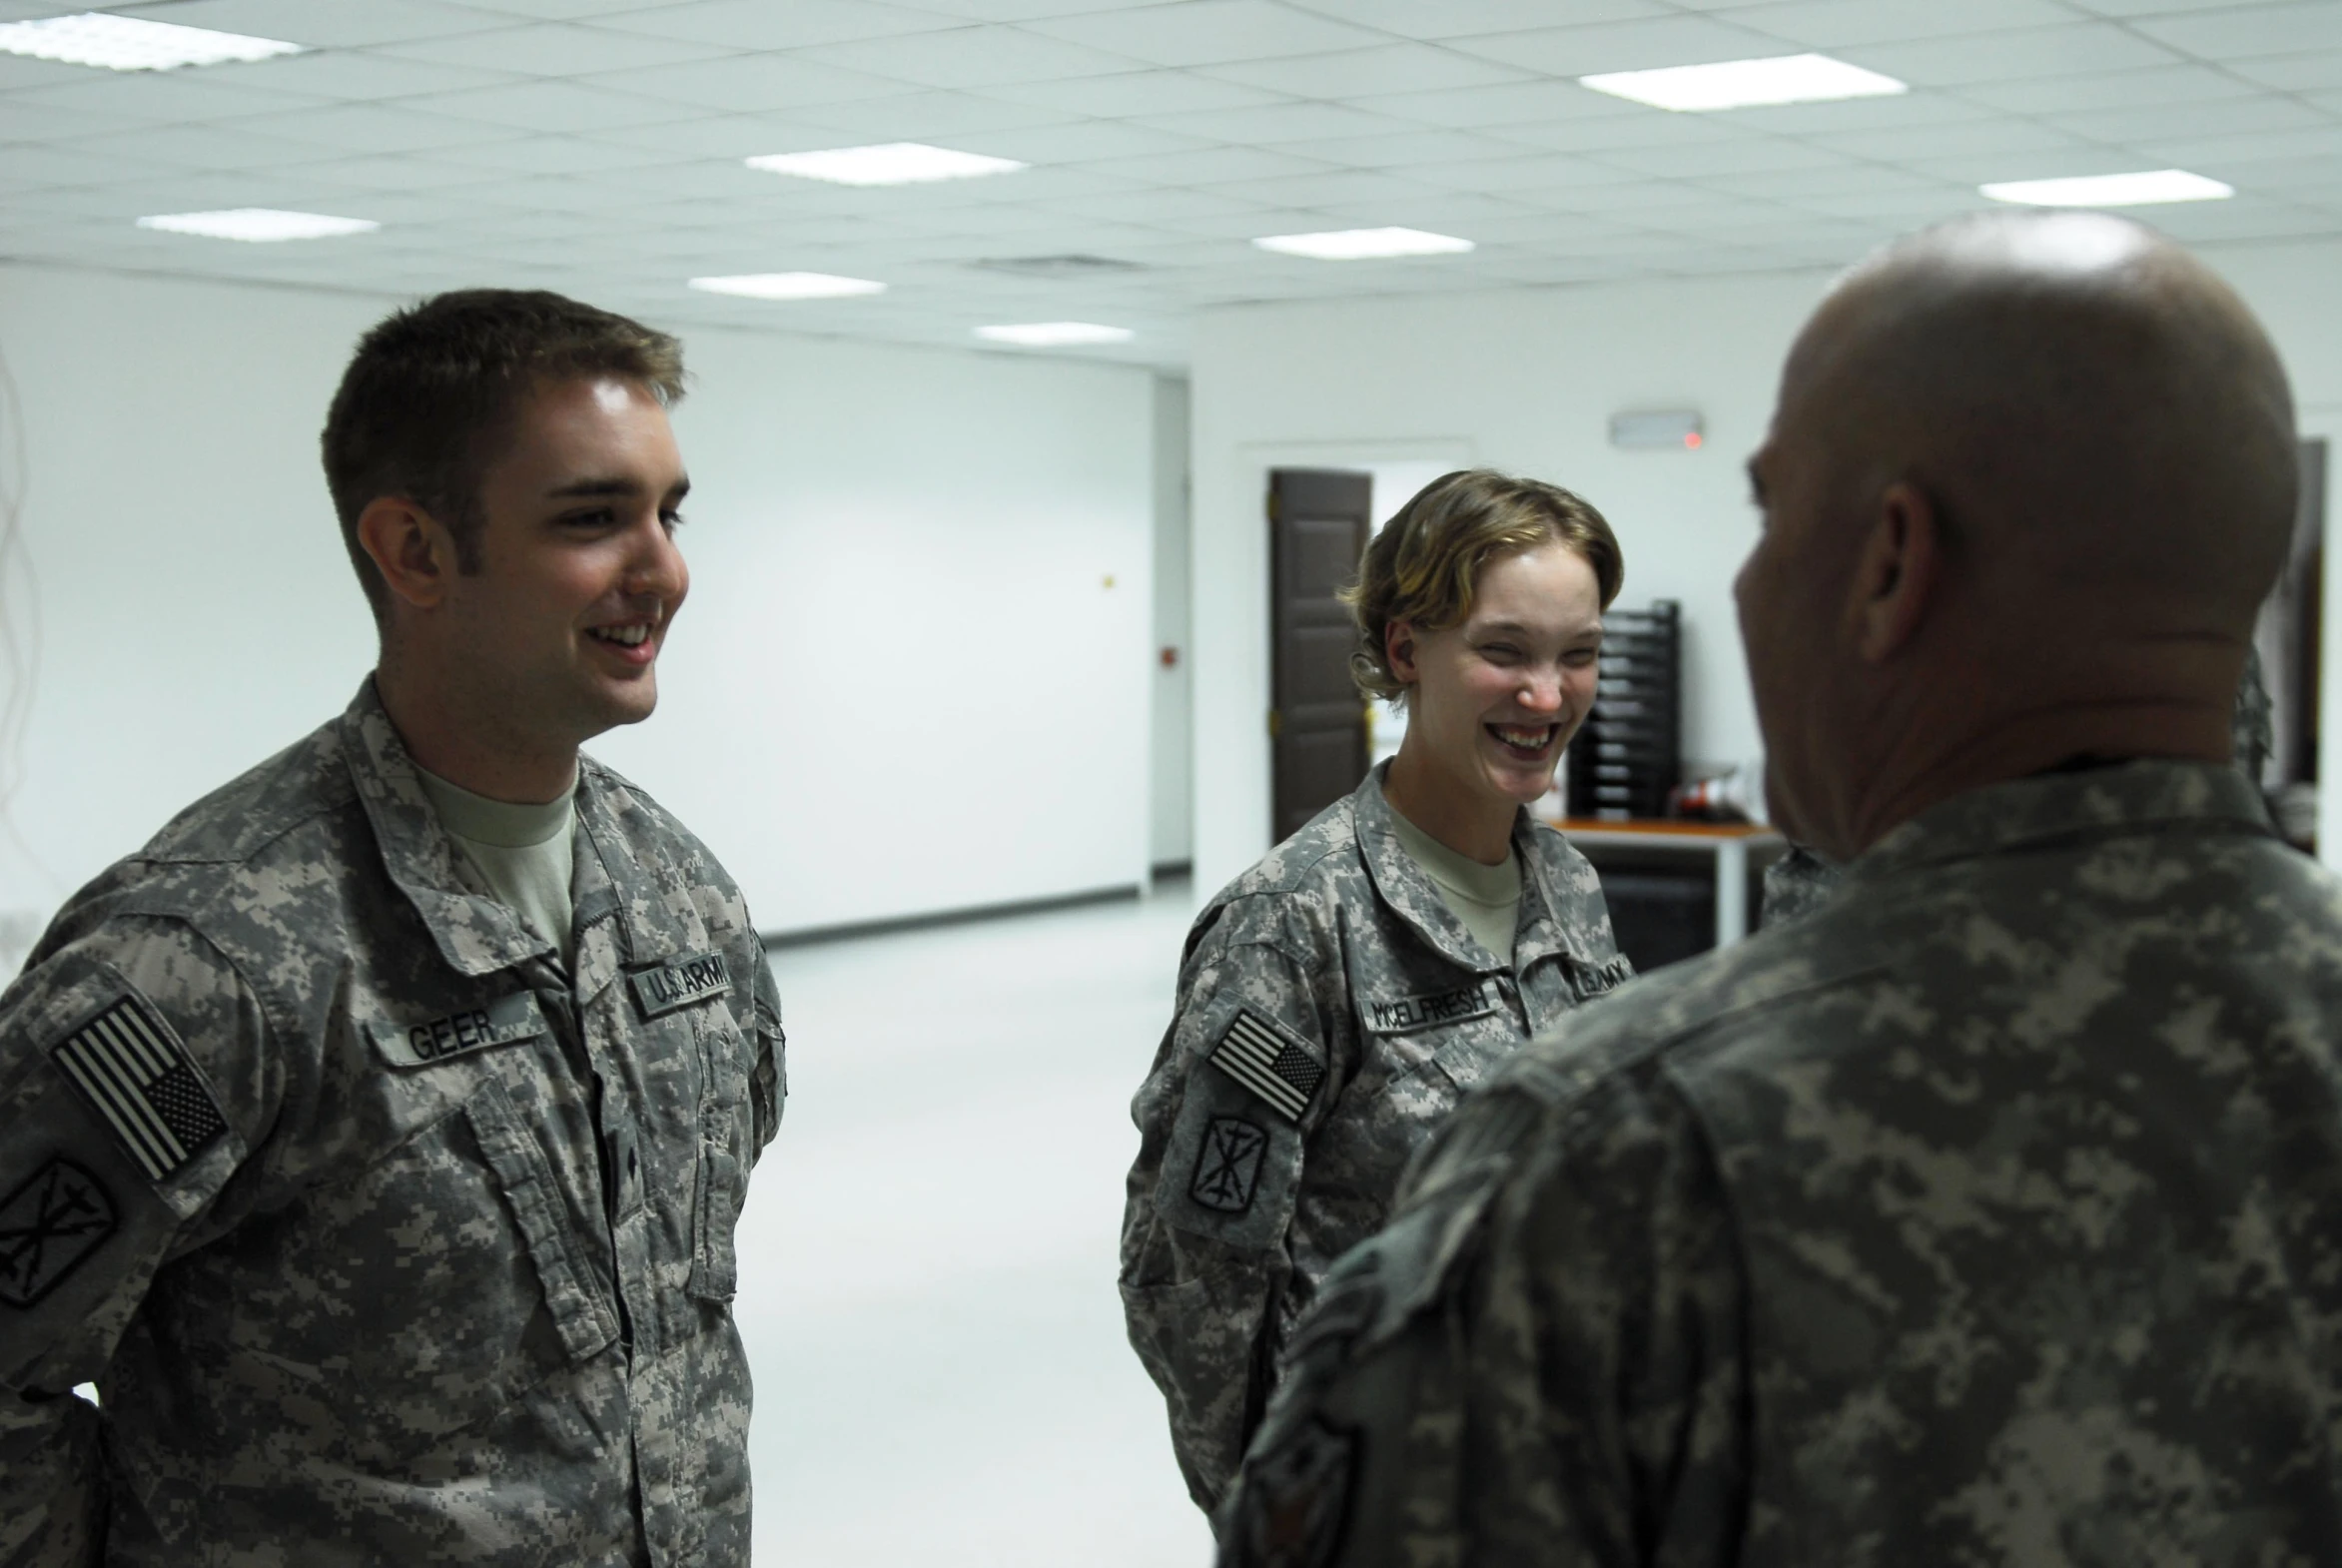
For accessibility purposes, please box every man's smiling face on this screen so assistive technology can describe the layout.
[435,374,690,755]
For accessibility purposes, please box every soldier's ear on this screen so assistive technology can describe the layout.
[357,498,459,612]
[1852,480,1942,664]
[1385,620,1422,685]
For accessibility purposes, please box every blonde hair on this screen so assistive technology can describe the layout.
[1342,468,1623,707]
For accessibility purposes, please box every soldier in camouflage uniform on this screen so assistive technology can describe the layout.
[1218,213,2334,1565]
[1757,646,2277,929]
[1123,471,1634,1516]
[0,292,784,1565]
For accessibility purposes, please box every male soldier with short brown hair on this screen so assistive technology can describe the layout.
[1217,212,2342,1565]
[0,289,783,1565]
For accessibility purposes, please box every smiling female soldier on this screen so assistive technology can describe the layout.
[1119,468,1634,1519]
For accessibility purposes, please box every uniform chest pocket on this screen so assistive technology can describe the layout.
[689,1009,757,1302]
[1360,981,1521,1119]
[242,1078,618,1465]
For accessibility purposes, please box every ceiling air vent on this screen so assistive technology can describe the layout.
[970,254,1146,278]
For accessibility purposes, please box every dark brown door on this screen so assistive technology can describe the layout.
[1270,468,1372,842]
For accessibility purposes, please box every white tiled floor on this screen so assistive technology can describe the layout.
[737,882,1215,1566]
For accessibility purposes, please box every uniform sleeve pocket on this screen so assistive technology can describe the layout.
[463,1080,620,1362]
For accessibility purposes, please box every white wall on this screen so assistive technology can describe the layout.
[0,263,1156,952]
[1189,237,2342,897]
[1148,377,1191,873]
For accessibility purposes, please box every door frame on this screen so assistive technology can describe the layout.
[2301,407,2342,872]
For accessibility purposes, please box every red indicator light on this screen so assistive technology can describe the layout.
[1684,431,1703,449]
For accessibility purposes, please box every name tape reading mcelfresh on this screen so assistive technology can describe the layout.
[628,950,731,1021]
[1365,981,1497,1035]
[369,992,547,1070]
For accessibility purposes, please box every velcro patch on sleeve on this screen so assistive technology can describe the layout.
[0,1157,117,1309]
[628,950,732,1021]
[1206,1007,1326,1123]
[48,994,229,1185]
[368,992,548,1070]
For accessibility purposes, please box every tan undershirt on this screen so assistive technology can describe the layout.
[1380,785,1523,965]
[413,766,576,957]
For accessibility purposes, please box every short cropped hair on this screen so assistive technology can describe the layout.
[321,289,686,614]
[1342,468,1624,707]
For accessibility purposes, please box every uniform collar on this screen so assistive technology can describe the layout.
[339,678,557,978]
[1848,758,2276,889]
[569,757,711,978]
[1354,761,1555,974]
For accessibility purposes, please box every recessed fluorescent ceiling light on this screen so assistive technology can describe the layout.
[688,273,887,300]
[137,210,378,243]
[744,143,1025,187]
[1581,53,1905,112]
[976,323,1135,347]
[0,12,302,71]
[1979,170,2234,207]
[1252,227,1474,261]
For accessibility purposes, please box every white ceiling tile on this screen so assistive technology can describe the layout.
[2131,196,2342,243]
[1403,151,1641,192]
[2226,51,2342,90]
[597,114,853,156]
[1794,185,1999,221]
[946,118,1212,162]
[1203,167,1442,206]
[376,22,739,75]
[0,52,102,91]
[1353,79,1644,129]
[0,143,178,187]
[1806,117,2091,160]
[229,102,536,154]
[1624,195,1811,232]
[2132,3,2342,60]
[1266,128,1554,169]
[1841,23,2182,86]
[2061,0,2293,15]
[1712,163,1953,200]
[1596,135,1848,178]
[267,154,510,192]
[2129,123,2342,167]
[430,133,698,174]
[1500,112,1747,154]
[1902,145,2151,182]
[406,79,704,132]
[1954,62,2269,111]
[1728,0,2086,48]
[1078,143,1337,185]
[1507,178,1723,215]
[1445,14,1795,76]
[576,53,909,111]
[1024,2,1389,68]
[1137,100,1422,144]
[460,0,694,16]
[1721,92,2000,136]
[593,0,960,49]
[784,89,1083,136]
[6,73,329,123]
[1313,188,1540,226]
[202,50,524,100]
[983,68,1286,116]
[1197,44,1531,99]
[74,121,330,172]
[0,100,144,145]
[113,0,514,46]
[1277,0,1670,41]
[2047,94,2334,145]
[796,26,1148,87]
[871,0,1170,21]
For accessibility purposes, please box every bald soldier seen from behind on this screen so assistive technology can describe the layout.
[1216,212,2342,1566]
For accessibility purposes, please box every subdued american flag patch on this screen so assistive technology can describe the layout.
[1206,1008,1325,1123]
[50,994,229,1183]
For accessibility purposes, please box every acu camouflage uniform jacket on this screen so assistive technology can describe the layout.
[0,682,785,1567]
[1122,765,1629,1516]
[1218,760,2342,1567]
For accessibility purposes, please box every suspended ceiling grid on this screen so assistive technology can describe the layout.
[2,0,2340,368]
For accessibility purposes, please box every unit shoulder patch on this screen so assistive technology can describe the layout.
[1230,1416,1359,1568]
[1189,1116,1269,1214]
[0,1157,118,1309]
[48,993,229,1184]
[1206,1007,1326,1123]
[629,949,732,1021]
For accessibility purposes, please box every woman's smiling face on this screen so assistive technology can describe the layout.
[1389,541,1605,814]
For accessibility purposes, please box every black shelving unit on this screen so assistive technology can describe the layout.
[1566,599,1681,820]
